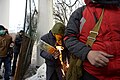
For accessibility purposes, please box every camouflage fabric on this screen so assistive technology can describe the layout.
[66,54,82,80]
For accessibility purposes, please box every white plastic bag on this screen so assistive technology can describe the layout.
[26,63,46,80]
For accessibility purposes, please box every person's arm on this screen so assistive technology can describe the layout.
[40,34,55,60]
[64,6,91,61]
[40,49,54,60]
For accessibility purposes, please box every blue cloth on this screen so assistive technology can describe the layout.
[0,56,11,80]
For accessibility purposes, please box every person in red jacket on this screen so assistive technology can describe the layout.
[64,0,120,80]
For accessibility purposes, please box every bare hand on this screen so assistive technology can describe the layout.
[87,51,114,67]
[53,50,60,59]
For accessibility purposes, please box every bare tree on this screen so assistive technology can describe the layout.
[24,0,38,39]
[53,0,85,25]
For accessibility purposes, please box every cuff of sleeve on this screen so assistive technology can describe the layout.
[80,47,91,61]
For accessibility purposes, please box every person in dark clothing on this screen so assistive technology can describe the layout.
[11,30,24,76]
[64,0,120,80]
[0,25,12,80]
[40,22,70,80]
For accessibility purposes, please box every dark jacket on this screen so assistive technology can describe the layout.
[13,34,23,53]
[40,31,70,80]
[64,5,91,61]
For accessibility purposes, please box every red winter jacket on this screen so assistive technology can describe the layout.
[80,6,120,80]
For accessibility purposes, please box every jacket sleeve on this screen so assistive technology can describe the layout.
[40,34,55,60]
[64,6,91,61]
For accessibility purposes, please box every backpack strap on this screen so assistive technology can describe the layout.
[86,8,104,47]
